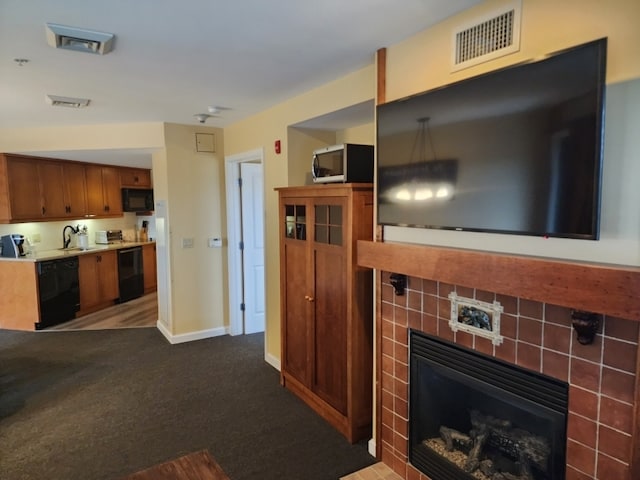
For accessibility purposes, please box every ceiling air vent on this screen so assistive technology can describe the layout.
[452,1,521,71]
[46,95,91,108]
[45,23,114,55]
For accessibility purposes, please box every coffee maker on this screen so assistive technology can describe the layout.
[1,234,26,258]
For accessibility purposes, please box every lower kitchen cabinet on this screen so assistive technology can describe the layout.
[277,183,374,443]
[142,243,157,293]
[78,249,119,315]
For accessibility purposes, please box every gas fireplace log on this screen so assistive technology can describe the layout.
[464,432,488,473]
[440,426,472,451]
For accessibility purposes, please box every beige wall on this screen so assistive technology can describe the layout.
[383,0,640,266]
[224,64,376,363]
[162,123,227,335]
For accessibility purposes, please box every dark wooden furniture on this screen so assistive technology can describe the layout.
[277,183,374,443]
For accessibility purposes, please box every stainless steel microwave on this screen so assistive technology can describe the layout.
[311,143,374,184]
[121,188,154,212]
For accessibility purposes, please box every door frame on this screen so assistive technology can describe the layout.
[224,148,265,336]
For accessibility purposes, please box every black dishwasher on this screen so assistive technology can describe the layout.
[118,246,144,303]
[36,257,80,330]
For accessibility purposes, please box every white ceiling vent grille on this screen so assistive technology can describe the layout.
[46,95,91,108]
[452,1,521,71]
[46,23,114,55]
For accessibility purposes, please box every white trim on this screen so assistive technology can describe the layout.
[225,148,265,336]
[265,352,281,371]
[156,321,229,344]
[368,438,376,457]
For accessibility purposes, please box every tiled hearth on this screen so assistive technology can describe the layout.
[378,272,638,480]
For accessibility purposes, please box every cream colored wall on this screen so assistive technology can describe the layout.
[287,127,336,185]
[336,122,375,145]
[383,0,640,266]
[162,123,227,335]
[224,64,376,362]
[0,123,165,152]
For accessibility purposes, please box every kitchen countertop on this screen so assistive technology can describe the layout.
[0,241,156,263]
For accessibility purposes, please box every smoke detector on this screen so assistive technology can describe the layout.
[46,23,115,55]
[46,95,91,108]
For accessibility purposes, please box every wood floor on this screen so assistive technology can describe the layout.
[123,450,229,480]
[47,292,158,331]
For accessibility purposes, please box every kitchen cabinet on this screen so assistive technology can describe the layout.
[120,168,151,188]
[85,165,123,216]
[142,243,157,293]
[277,183,374,443]
[78,249,119,315]
[0,153,142,223]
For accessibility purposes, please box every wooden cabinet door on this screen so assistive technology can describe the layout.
[38,161,67,218]
[98,250,119,301]
[63,163,88,217]
[281,200,312,385]
[120,168,151,188]
[85,165,107,216]
[79,254,100,309]
[310,199,348,414]
[6,157,43,219]
[142,243,157,292]
[102,167,122,215]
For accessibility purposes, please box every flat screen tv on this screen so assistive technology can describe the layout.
[377,38,607,240]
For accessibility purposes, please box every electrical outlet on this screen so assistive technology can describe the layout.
[31,233,41,243]
[182,238,194,248]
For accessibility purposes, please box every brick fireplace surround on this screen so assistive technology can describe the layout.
[358,241,640,480]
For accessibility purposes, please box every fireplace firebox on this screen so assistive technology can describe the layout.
[409,330,569,480]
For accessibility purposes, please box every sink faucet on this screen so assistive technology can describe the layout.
[62,225,80,249]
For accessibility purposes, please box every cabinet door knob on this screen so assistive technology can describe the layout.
[307,296,314,302]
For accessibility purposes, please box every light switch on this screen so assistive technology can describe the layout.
[182,238,194,248]
[208,237,222,248]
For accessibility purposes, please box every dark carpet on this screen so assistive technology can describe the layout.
[0,328,375,480]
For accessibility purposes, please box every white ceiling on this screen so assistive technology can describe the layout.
[0,0,482,166]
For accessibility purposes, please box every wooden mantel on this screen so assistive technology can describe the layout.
[357,240,640,321]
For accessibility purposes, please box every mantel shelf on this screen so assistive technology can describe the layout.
[357,240,640,322]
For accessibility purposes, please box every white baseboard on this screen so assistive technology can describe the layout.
[156,321,229,344]
[368,438,376,457]
[265,352,281,371]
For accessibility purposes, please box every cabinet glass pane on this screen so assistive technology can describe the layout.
[315,205,328,224]
[284,204,306,240]
[315,225,328,243]
[329,226,342,245]
[329,205,342,226]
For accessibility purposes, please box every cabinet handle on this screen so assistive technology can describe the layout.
[42,206,45,215]
[305,296,314,302]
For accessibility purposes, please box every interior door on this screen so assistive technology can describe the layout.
[240,162,265,334]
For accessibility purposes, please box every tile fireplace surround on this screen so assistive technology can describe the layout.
[357,241,640,480]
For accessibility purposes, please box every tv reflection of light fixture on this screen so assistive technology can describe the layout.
[381,117,457,203]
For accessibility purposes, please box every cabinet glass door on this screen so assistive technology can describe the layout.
[314,204,342,246]
[284,204,306,240]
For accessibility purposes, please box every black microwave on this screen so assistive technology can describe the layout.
[122,188,154,212]
[311,143,374,183]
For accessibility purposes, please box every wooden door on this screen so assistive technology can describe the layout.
[63,163,88,217]
[102,167,122,215]
[281,200,311,385]
[142,243,157,292]
[79,254,100,309]
[38,162,67,218]
[6,157,42,219]
[85,165,106,215]
[97,250,119,301]
[310,199,348,414]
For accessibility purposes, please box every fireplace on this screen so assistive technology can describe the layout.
[409,330,568,480]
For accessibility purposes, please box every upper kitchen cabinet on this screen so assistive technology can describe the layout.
[0,154,85,222]
[85,165,123,216]
[120,168,151,188]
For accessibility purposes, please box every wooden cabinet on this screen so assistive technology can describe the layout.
[120,168,151,188]
[0,153,149,223]
[142,243,157,293]
[85,165,123,216]
[277,183,374,443]
[78,249,119,315]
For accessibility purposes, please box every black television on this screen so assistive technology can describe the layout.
[377,38,607,240]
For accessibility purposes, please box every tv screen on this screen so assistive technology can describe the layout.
[377,38,607,240]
